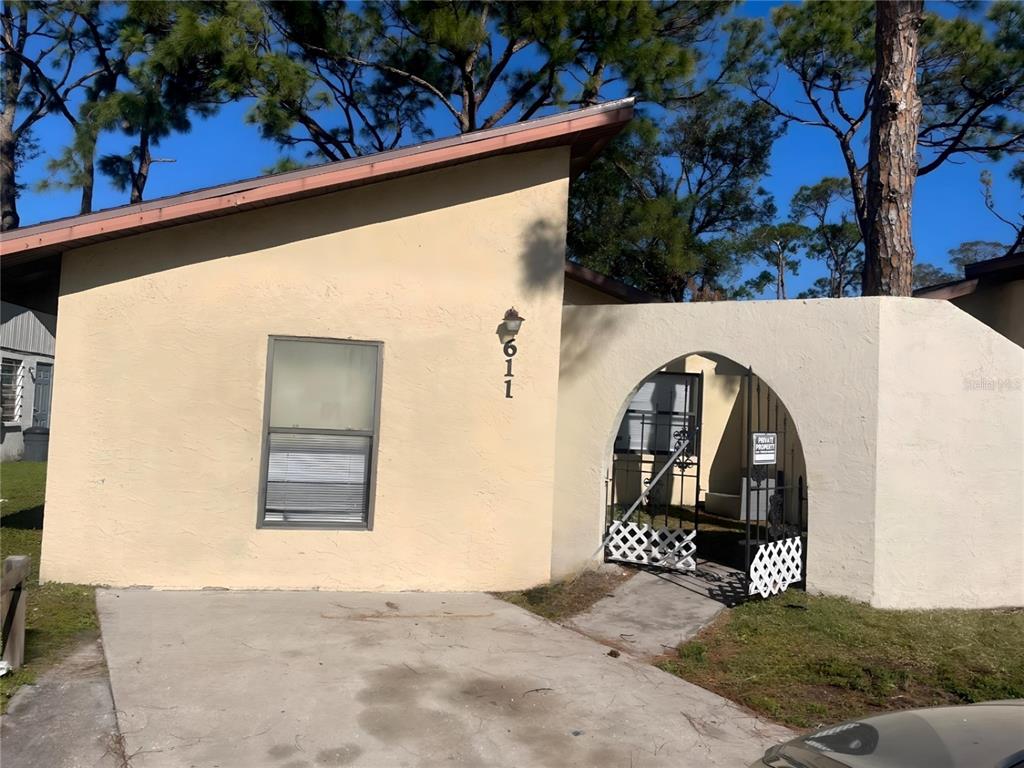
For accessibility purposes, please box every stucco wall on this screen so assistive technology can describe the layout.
[873,299,1024,609]
[553,298,1023,609]
[684,354,745,516]
[950,280,1024,349]
[553,299,882,602]
[41,148,571,591]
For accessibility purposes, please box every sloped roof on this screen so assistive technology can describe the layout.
[0,99,633,267]
[564,261,659,303]
[914,252,1023,299]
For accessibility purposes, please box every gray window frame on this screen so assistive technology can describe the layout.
[256,336,384,531]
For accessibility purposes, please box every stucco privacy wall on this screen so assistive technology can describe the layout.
[41,148,571,590]
[873,299,1024,609]
[553,299,882,603]
[554,298,1024,608]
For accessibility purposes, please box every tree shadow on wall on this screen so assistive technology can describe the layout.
[516,217,628,379]
[518,217,566,296]
[557,303,623,379]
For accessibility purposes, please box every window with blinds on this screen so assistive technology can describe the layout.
[614,372,698,455]
[259,338,382,529]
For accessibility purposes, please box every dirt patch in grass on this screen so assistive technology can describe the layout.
[495,566,633,622]
[1,462,98,712]
[658,590,1024,729]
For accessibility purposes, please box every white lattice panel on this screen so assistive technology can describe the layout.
[606,521,696,572]
[748,536,802,598]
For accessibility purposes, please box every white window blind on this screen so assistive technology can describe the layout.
[264,433,370,525]
[260,339,381,529]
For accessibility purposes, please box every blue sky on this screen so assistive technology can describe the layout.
[15,1,1021,298]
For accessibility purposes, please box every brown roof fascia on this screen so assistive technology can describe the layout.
[1,99,634,267]
[963,252,1024,281]
[563,260,660,304]
[913,277,981,300]
[914,252,1023,299]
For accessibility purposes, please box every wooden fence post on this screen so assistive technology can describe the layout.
[2,555,31,671]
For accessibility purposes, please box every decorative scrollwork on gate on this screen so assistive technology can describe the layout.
[671,429,695,470]
[606,521,696,572]
[766,491,786,540]
[748,536,802,598]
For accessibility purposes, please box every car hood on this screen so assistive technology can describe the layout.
[762,701,1024,768]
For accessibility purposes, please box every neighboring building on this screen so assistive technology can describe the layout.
[1,301,56,462]
[1,100,1021,610]
[914,253,1024,347]
[562,261,654,306]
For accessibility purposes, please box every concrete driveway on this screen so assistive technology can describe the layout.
[97,589,791,767]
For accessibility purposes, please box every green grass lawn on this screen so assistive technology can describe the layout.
[0,461,97,711]
[660,589,1024,729]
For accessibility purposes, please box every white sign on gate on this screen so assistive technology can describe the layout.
[752,432,777,465]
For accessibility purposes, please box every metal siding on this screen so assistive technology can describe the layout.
[1,302,56,357]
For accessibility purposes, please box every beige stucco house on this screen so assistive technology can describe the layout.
[2,100,1021,610]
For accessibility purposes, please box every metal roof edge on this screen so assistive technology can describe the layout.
[1,99,634,265]
[563,260,661,304]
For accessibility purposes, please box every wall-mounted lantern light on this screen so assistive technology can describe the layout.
[502,307,525,335]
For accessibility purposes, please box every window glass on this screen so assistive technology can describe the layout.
[269,340,377,431]
[261,339,380,529]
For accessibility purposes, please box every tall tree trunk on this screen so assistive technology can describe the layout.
[862,0,923,296]
[79,163,95,215]
[776,251,786,300]
[838,137,869,241]
[130,131,150,204]
[0,115,18,231]
[1,5,22,232]
[78,125,97,214]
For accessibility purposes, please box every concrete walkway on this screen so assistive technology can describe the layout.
[1,636,124,768]
[568,563,746,660]
[97,589,789,768]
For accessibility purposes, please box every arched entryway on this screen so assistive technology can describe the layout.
[601,351,807,599]
[551,302,861,602]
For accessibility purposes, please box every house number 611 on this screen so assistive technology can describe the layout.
[503,340,517,398]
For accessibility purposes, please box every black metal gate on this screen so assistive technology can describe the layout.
[604,371,704,533]
[742,367,807,598]
[602,363,808,600]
